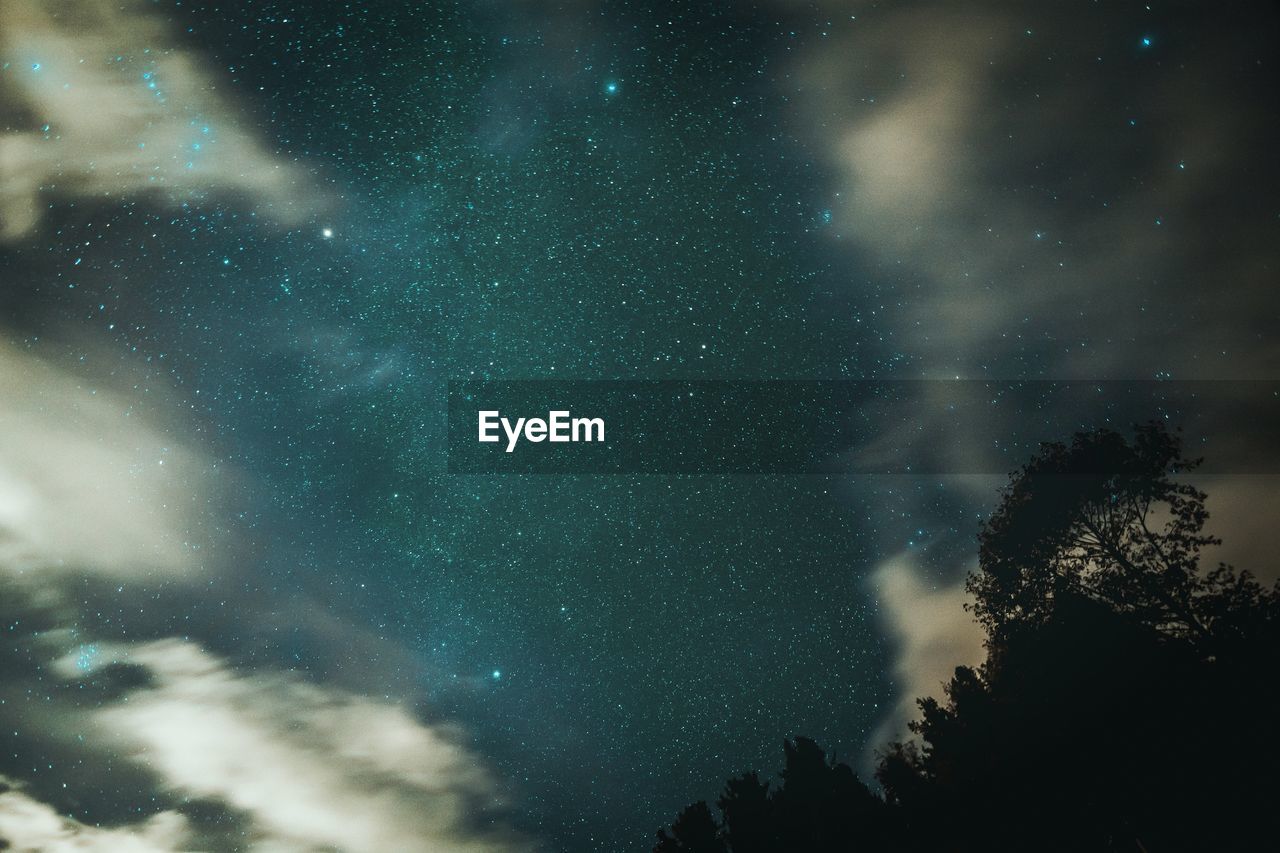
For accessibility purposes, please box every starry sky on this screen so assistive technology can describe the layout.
[0,1,1277,851]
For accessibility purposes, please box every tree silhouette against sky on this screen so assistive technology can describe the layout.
[656,423,1279,852]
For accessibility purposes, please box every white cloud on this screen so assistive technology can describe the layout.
[0,337,521,851]
[866,553,985,751]
[0,783,191,852]
[0,340,213,580]
[0,0,321,240]
[72,640,524,853]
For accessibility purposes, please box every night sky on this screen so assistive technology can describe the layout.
[1,1,1277,851]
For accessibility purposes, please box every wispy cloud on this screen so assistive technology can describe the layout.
[0,342,525,852]
[0,0,323,241]
[787,1,1278,378]
[0,339,213,579]
[68,640,525,853]
[0,782,189,852]
[866,553,985,752]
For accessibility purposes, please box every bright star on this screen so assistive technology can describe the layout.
[604,81,618,95]
[492,669,502,680]
[322,227,334,239]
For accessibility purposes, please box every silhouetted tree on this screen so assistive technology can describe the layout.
[878,592,1221,851]
[968,423,1271,650]
[655,801,726,853]
[655,738,889,852]
[772,737,887,850]
[717,773,772,853]
[658,422,1279,853]
[881,422,1280,851]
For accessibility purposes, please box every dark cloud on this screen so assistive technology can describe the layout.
[785,0,1278,378]
[772,0,1280,742]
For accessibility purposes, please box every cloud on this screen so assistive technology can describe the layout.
[1198,474,1280,587]
[0,0,322,240]
[787,1,1279,378]
[0,339,214,580]
[0,782,191,852]
[866,553,985,752]
[65,640,525,853]
[0,342,524,851]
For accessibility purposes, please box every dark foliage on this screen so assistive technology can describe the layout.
[657,423,1280,852]
[655,738,890,853]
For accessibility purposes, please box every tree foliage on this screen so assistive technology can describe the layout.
[655,738,889,853]
[656,423,1279,852]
